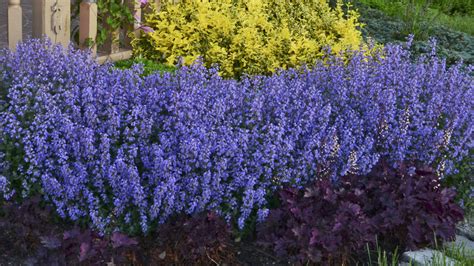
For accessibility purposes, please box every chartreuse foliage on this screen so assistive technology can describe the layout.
[0,39,472,235]
[131,0,363,77]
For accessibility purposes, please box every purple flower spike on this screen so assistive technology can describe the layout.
[0,38,471,233]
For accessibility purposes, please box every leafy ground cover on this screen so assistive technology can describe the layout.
[258,160,464,264]
[0,197,237,264]
[356,0,474,36]
[355,1,474,65]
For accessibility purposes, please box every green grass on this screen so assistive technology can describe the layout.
[366,241,400,266]
[356,0,403,17]
[370,245,474,266]
[434,10,474,35]
[355,0,474,36]
[365,234,474,266]
[431,239,474,266]
[443,243,474,265]
[431,0,474,16]
[114,58,176,76]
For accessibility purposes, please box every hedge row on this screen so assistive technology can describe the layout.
[0,39,472,234]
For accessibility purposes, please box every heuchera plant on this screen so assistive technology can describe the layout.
[0,197,138,264]
[257,161,464,264]
[344,161,465,251]
[0,38,471,234]
[0,197,60,264]
[258,182,373,264]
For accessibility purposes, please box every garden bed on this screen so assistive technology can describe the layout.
[1,1,473,264]
[1,38,472,265]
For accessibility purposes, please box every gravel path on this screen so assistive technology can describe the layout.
[0,0,33,49]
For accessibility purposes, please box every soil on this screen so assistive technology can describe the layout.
[235,241,286,265]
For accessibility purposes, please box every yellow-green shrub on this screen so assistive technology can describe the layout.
[132,0,363,77]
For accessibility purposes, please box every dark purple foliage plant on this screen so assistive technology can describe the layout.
[257,161,464,264]
[0,196,138,264]
[344,161,465,251]
[0,38,471,235]
[0,196,62,264]
[61,228,139,263]
[257,181,374,264]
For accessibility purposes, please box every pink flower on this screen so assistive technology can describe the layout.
[138,25,154,34]
[139,0,149,8]
[133,3,154,34]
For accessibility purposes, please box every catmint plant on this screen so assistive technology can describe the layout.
[0,39,471,233]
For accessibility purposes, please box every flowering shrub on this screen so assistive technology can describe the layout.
[132,0,362,77]
[0,39,472,234]
[257,161,464,264]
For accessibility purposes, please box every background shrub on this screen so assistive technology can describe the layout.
[432,0,474,16]
[356,2,474,65]
[132,0,363,77]
[258,161,464,264]
[356,0,474,37]
[0,39,471,234]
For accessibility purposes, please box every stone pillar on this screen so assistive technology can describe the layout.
[79,0,97,55]
[32,0,71,48]
[8,0,23,51]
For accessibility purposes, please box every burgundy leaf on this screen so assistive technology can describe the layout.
[309,229,319,245]
[79,242,91,262]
